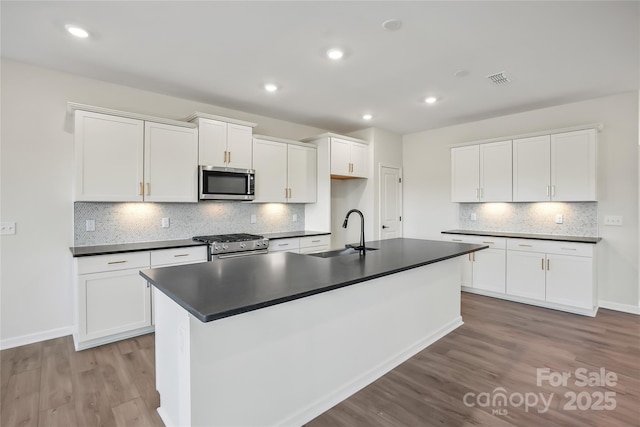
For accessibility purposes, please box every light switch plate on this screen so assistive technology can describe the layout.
[1,222,16,235]
[250,214,256,224]
[293,214,298,222]
[555,214,563,224]
[161,217,170,228]
[85,219,95,232]
[470,213,477,221]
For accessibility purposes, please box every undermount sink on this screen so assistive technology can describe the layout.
[308,247,379,258]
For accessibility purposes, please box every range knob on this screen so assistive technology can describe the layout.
[240,243,246,249]
[222,244,229,250]
[213,245,220,251]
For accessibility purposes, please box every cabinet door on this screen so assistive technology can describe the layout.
[330,138,352,176]
[506,250,546,300]
[74,111,144,202]
[546,254,593,309]
[451,145,480,202]
[349,142,368,178]
[79,269,151,341]
[288,145,317,203]
[513,135,551,202]
[144,122,198,202]
[551,129,596,201]
[252,139,287,202]
[226,124,253,169]
[472,248,506,293]
[269,238,300,253]
[198,118,227,166]
[480,141,512,202]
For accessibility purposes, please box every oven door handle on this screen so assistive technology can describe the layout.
[217,249,269,259]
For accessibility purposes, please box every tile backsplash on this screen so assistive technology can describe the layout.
[458,202,598,236]
[74,202,305,246]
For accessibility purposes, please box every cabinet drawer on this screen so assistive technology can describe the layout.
[269,238,300,252]
[77,252,150,274]
[299,235,330,249]
[507,238,548,253]
[542,241,593,257]
[151,246,208,267]
[444,235,506,250]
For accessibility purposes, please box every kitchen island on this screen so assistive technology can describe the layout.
[141,237,486,427]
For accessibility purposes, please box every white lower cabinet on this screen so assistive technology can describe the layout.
[443,235,506,293]
[268,238,301,253]
[299,235,331,254]
[445,234,597,315]
[74,246,207,350]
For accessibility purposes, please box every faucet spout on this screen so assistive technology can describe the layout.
[342,209,366,255]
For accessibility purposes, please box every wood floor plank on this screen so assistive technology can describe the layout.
[39,339,72,411]
[37,402,78,427]
[10,341,42,375]
[1,368,41,427]
[94,344,140,407]
[111,397,157,427]
[71,367,117,427]
[66,335,97,374]
[122,345,160,411]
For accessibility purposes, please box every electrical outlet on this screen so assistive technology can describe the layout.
[85,219,95,232]
[1,221,16,235]
[555,214,564,224]
[250,214,256,224]
[293,214,298,222]
[470,213,477,221]
[161,218,170,228]
[604,215,623,226]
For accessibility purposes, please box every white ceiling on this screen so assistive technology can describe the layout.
[1,1,638,135]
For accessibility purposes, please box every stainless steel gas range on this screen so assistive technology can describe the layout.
[192,233,269,260]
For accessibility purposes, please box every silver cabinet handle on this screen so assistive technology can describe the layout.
[519,244,533,247]
[547,259,550,270]
[139,182,143,196]
[311,240,321,243]
[452,238,463,242]
[551,185,556,197]
[482,241,495,244]
[174,254,189,257]
[541,258,544,270]
[561,247,577,251]
[108,260,127,265]
[546,185,550,197]
[146,183,150,196]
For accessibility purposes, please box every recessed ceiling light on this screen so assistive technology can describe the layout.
[425,96,438,104]
[382,19,402,32]
[264,83,278,92]
[65,25,89,38]
[327,48,344,60]
[362,114,372,120]
[454,70,469,78]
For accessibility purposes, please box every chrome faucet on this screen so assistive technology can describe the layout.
[342,209,366,255]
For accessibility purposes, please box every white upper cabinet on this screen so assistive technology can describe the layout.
[513,135,551,202]
[252,136,317,203]
[514,129,596,201]
[144,122,198,202]
[196,118,253,169]
[451,140,512,202]
[253,138,288,202]
[74,110,197,203]
[330,137,368,178]
[550,129,597,201]
[75,110,144,202]
[287,144,317,203]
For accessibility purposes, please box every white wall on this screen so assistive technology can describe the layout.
[403,91,639,311]
[0,59,327,348]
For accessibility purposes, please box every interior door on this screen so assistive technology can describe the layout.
[380,165,402,240]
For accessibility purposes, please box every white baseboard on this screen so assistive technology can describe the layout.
[598,300,640,315]
[0,326,75,350]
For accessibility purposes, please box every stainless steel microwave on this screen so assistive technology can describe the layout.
[199,166,255,200]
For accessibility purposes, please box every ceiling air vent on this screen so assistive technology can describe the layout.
[486,71,512,86]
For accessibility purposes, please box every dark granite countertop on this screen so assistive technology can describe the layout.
[442,229,601,244]
[260,230,331,240]
[140,237,487,323]
[70,239,207,257]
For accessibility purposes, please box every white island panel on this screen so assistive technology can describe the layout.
[155,257,462,427]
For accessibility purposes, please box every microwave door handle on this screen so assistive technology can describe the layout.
[247,175,251,195]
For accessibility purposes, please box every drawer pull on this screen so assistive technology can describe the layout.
[311,240,321,243]
[561,247,577,251]
[541,258,544,270]
[107,260,127,265]
[173,254,190,257]
[452,239,463,242]
[482,241,495,244]
[278,243,289,247]
[519,244,533,247]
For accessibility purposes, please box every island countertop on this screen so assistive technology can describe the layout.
[140,237,486,323]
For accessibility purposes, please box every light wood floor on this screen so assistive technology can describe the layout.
[2,293,639,426]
